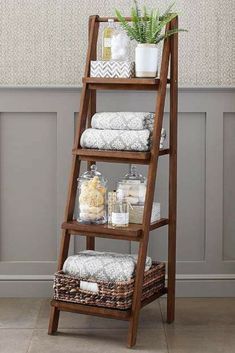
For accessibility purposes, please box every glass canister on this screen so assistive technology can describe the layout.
[77,164,107,224]
[116,166,147,205]
[111,28,130,61]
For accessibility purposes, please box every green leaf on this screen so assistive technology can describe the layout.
[115,1,187,45]
[155,28,187,44]
[161,2,175,18]
[115,9,139,41]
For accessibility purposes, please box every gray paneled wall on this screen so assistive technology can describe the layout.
[223,113,235,261]
[0,88,235,296]
[0,113,57,262]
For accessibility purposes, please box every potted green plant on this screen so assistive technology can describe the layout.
[115,1,185,77]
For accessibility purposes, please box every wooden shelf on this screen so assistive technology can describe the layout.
[51,299,131,321]
[73,148,170,164]
[62,221,142,241]
[83,77,170,91]
[50,287,167,322]
[62,218,169,242]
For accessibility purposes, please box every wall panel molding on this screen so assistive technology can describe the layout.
[0,87,234,296]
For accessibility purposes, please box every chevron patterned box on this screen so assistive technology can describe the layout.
[90,60,135,78]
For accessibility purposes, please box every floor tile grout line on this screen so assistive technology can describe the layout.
[25,329,35,353]
[31,327,163,334]
[34,298,45,329]
[159,299,170,353]
[25,298,44,353]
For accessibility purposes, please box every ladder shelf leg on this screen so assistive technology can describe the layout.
[167,16,178,324]
[128,23,171,347]
[47,16,99,336]
[86,89,97,251]
[127,240,149,347]
[48,306,60,334]
[48,229,71,333]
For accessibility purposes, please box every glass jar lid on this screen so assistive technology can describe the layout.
[78,164,107,184]
[123,165,146,183]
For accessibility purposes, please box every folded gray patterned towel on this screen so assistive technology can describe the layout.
[80,128,150,152]
[91,112,154,131]
[63,250,152,282]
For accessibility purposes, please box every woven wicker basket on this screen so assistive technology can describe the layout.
[53,261,165,310]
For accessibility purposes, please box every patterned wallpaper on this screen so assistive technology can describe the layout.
[0,0,234,87]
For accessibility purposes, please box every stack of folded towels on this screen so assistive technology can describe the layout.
[80,112,166,152]
[63,250,152,292]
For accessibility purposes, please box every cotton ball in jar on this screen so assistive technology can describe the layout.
[111,32,130,61]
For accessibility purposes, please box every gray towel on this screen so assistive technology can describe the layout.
[63,250,152,282]
[80,128,150,152]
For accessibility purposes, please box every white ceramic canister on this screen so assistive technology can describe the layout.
[135,43,159,78]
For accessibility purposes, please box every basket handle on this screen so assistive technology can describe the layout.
[79,280,99,294]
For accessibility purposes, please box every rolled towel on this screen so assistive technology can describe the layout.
[63,250,152,282]
[80,128,150,152]
[91,112,154,131]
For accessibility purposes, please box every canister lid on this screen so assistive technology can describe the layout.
[78,164,107,184]
[123,165,145,183]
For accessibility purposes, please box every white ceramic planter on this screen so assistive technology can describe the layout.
[135,43,158,78]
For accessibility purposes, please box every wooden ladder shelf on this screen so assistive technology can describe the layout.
[48,14,178,348]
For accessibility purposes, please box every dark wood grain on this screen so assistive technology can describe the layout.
[86,17,98,251]
[62,218,168,241]
[73,148,170,165]
[62,221,143,240]
[149,218,169,231]
[83,77,166,85]
[51,299,131,321]
[167,16,178,324]
[127,23,171,348]
[48,306,60,335]
[83,77,170,91]
[48,15,100,335]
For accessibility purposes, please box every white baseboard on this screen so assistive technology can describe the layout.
[0,274,234,297]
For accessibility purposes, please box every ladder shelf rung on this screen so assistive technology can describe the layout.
[51,299,131,321]
[83,77,170,91]
[73,148,170,164]
[62,218,169,242]
[150,218,169,230]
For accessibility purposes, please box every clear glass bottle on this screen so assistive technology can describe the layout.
[77,164,107,224]
[102,18,115,61]
[111,201,129,227]
[116,166,147,205]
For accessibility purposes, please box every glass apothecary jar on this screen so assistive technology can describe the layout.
[116,166,146,205]
[77,164,107,224]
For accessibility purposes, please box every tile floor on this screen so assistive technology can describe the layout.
[0,298,235,353]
